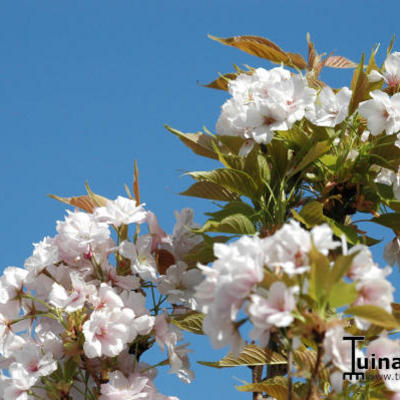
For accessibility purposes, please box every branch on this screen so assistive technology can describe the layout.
[251,365,263,400]
[306,344,323,400]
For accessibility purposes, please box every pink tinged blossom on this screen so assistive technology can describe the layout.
[89,283,124,310]
[367,337,400,392]
[371,52,400,88]
[133,315,155,336]
[3,364,37,400]
[146,211,171,251]
[103,263,141,290]
[0,267,28,304]
[158,262,203,309]
[216,67,315,146]
[171,208,203,261]
[119,236,158,282]
[202,315,244,357]
[0,302,27,351]
[384,52,400,88]
[120,291,155,335]
[248,282,297,346]
[262,221,338,276]
[353,278,394,327]
[13,343,58,381]
[34,320,64,359]
[195,235,264,354]
[49,272,95,312]
[94,196,147,227]
[2,332,26,359]
[384,237,400,267]
[168,343,195,383]
[323,325,364,392]
[120,291,148,316]
[345,244,389,281]
[306,86,352,127]
[83,308,136,358]
[154,314,194,382]
[24,236,58,277]
[55,210,111,264]
[358,90,400,135]
[375,167,400,201]
[99,370,179,400]
[375,167,395,186]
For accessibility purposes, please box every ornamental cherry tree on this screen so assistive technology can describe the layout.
[2,34,400,400]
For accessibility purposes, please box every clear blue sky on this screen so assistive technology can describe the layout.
[1,1,400,398]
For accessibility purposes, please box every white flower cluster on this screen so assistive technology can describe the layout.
[359,52,400,141]
[216,67,352,155]
[0,197,203,399]
[195,220,394,356]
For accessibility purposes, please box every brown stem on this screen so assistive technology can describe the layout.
[251,365,263,400]
[306,345,323,400]
[287,348,293,400]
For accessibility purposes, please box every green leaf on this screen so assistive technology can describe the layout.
[289,140,330,176]
[208,34,307,69]
[309,246,331,304]
[170,312,205,335]
[205,201,256,221]
[346,305,399,330]
[165,125,218,160]
[292,201,325,228]
[198,344,286,368]
[371,213,400,230]
[277,126,309,148]
[349,54,369,114]
[329,281,358,308]
[328,220,359,245]
[269,140,288,177]
[199,213,256,234]
[63,357,78,381]
[369,134,400,168]
[216,135,246,154]
[188,168,259,199]
[257,154,271,183]
[180,181,239,201]
[330,253,358,285]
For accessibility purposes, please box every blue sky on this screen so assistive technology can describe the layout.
[1,1,400,398]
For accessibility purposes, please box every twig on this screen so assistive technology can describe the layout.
[306,344,323,400]
[287,347,293,400]
[251,365,263,400]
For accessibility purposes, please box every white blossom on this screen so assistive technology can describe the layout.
[83,308,136,358]
[24,236,58,279]
[119,236,158,282]
[368,336,400,392]
[99,370,179,400]
[306,86,352,127]
[55,210,112,264]
[358,90,400,135]
[49,271,95,312]
[94,196,147,227]
[248,282,298,346]
[158,262,203,309]
[216,67,316,153]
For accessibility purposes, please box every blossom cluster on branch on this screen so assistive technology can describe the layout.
[0,188,203,399]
